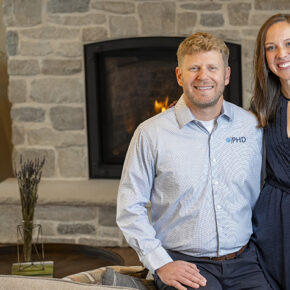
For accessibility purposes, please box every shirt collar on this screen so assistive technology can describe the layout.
[221,99,234,121]
[175,95,233,129]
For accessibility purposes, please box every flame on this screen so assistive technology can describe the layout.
[154,96,169,114]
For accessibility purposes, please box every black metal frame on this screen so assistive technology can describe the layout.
[84,37,242,179]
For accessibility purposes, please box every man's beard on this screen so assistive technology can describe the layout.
[184,86,224,109]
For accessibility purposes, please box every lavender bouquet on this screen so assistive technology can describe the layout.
[14,156,45,262]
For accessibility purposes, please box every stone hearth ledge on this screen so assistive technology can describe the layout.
[0,178,120,206]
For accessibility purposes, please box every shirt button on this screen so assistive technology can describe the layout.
[213,158,217,163]
[213,180,218,185]
[217,205,221,210]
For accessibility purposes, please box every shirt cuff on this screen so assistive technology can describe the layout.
[141,246,173,274]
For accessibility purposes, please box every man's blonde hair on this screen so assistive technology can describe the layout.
[177,32,229,67]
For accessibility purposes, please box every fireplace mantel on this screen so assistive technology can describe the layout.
[0,178,120,206]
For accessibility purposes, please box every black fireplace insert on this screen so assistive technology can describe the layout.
[84,37,242,178]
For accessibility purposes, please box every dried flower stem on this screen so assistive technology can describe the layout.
[14,156,45,262]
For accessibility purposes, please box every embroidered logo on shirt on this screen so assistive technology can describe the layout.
[226,137,247,143]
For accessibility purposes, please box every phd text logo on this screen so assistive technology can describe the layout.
[226,137,246,143]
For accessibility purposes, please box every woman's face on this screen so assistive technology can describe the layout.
[265,21,290,81]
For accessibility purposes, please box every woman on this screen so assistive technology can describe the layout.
[250,13,290,290]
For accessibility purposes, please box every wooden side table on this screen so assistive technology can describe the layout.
[0,243,124,278]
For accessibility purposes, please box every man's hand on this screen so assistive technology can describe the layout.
[156,261,207,290]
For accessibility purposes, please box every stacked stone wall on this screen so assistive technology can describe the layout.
[0,203,125,247]
[3,0,290,179]
[1,0,290,248]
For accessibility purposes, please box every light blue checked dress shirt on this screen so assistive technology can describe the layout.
[117,95,263,274]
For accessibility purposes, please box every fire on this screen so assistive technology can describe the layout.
[154,96,169,114]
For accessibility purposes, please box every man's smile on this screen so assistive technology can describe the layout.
[193,85,214,91]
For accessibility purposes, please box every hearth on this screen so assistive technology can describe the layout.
[85,37,242,178]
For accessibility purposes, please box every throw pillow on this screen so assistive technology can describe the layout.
[102,268,148,290]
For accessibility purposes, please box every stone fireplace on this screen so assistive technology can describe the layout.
[85,37,184,178]
[4,0,290,179]
[85,36,242,178]
[1,0,290,246]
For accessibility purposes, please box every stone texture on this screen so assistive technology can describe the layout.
[242,60,254,109]
[242,29,258,38]
[109,16,138,38]
[82,27,108,43]
[8,59,40,75]
[97,226,122,240]
[47,14,106,26]
[2,0,13,27]
[8,79,26,103]
[20,26,80,40]
[20,41,52,56]
[91,1,135,14]
[2,0,12,15]
[177,12,197,35]
[228,3,251,26]
[242,38,256,59]
[138,2,175,34]
[78,237,122,247]
[99,206,117,226]
[30,78,84,103]
[36,205,97,221]
[121,237,129,247]
[47,0,89,13]
[42,237,76,243]
[11,107,45,122]
[33,219,56,236]
[0,205,22,244]
[3,0,288,188]
[41,59,82,75]
[27,128,86,147]
[58,147,87,177]
[0,179,124,246]
[58,223,96,235]
[12,0,42,26]
[6,30,18,56]
[55,42,82,57]
[243,91,253,110]
[13,149,56,177]
[249,13,274,26]
[180,3,222,10]
[212,29,242,43]
[200,13,224,27]
[12,125,25,145]
[255,0,290,10]
[50,106,84,131]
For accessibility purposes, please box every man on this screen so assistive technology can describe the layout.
[117,32,271,290]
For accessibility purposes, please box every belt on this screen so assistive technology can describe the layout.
[198,244,248,261]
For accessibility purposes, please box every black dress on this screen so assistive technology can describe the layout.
[252,95,290,290]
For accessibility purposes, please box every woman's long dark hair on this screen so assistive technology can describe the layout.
[250,13,290,128]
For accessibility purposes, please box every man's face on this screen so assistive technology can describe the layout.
[176,50,231,110]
